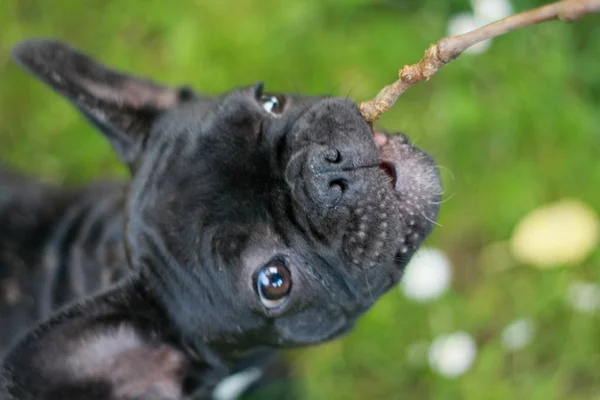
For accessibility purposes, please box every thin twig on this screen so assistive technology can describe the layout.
[359,0,600,125]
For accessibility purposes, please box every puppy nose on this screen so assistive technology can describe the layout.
[306,147,350,207]
[310,146,346,170]
[322,148,341,164]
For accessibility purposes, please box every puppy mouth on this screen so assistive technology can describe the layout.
[374,131,440,199]
[375,133,399,188]
[373,131,441,255]
[341,130,441,275]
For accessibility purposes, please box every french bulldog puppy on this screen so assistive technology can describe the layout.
[0,40,441,399]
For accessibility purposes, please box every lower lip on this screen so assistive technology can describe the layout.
[374,132,388,148]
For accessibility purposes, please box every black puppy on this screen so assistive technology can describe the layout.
[0,40,441,399]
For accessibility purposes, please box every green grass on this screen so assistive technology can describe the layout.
[1,0,599,399]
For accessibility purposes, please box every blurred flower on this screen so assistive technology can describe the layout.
[428,331,477,378]
[500,318,535,352]
[510,199,599,268]
[406,340,430,367]
[447,13,491,55]
[447,0,513,55]
[212,367,263,400]
[400,248,452,302]
[567,281,600,314]
[471,0,513,24]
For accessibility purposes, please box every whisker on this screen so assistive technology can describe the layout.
[344,86,357,103]
[409,135,421,147]
[289,78,312,111]
[429,192,455,205]
[436,164,455,180]
[421,211,442,227]
[422,180,443,192]
[364,273,375,303]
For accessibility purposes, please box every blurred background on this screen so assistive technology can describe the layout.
[1,0,599,399]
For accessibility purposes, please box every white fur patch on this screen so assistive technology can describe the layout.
[65,324,145,375]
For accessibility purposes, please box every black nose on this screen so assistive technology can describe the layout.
[304,146,351,207]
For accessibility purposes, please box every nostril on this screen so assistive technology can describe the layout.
[324,148,341,164]
[329,178,348,193]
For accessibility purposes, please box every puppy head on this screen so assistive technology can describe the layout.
[12,40,441,350]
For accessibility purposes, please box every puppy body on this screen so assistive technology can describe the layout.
[0,144,290,400]
[0,40,442,399]
[0,174,183,398]
[0,170,226,399]
[0,171,126,347]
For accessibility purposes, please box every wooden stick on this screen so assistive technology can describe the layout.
[359,0,600,125]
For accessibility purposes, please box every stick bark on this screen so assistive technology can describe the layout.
[359,0,600,125]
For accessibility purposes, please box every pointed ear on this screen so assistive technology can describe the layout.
[12,39,194,167]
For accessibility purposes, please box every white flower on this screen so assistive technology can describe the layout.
[212,367,263,400]
[500,318,535,351]
[447,0,513,55]
[510,199,599,268]
[428,331,477,378]
[400,248,452,302]
[567,281,600,314]
[447,13,492,55]
[471,0,513,24]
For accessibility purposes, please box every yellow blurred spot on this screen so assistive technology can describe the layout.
[510,199,599,268]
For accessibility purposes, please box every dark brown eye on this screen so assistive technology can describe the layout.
[256,262,292,308]
[260,95,285,116]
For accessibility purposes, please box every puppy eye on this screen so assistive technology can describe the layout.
[253,82,286,116]
[256,261,292,308]
[259,95,286,116]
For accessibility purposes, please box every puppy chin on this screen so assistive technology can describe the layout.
[272,314,356,346]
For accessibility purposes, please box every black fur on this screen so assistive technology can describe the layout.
[0,40,441,399]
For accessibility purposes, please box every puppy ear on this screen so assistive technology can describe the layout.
[12,39,192,167]
[0,281,190,399]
